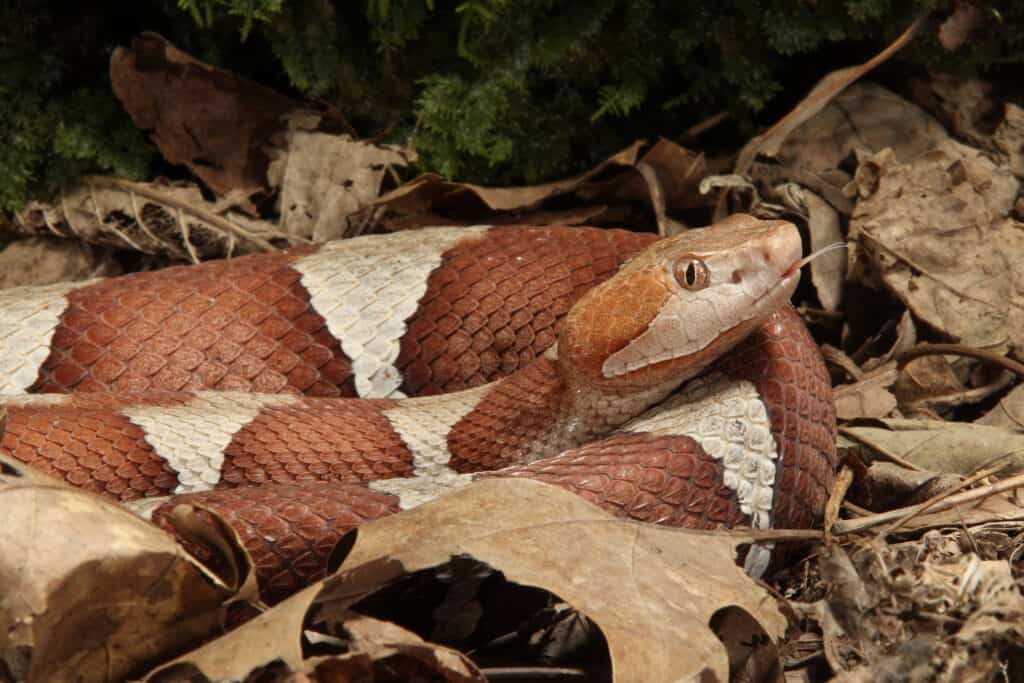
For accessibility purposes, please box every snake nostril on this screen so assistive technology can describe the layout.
[731,270,743,284]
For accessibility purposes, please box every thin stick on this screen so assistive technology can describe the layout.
[838,425,923,471]
[898,343,1024,380]
[876,458,1012,539]
[832,471,1024,535]
[682,111,731,140]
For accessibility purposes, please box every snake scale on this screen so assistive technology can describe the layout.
[0,214,836,601]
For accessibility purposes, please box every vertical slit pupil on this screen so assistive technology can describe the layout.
[686,262,697,286]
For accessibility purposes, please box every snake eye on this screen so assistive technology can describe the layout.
[673,257,709,290]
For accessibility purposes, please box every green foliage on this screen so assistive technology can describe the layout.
[0,4,157,213]
[3,0,1024,213]
[178,0,285,37]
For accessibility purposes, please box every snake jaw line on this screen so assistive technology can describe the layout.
[594,216,802,382]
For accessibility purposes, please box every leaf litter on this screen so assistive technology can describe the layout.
[6,10,1024,681]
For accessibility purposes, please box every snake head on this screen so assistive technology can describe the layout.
[560,214,802,388]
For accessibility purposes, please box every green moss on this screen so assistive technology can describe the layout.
[2,0,1024,213]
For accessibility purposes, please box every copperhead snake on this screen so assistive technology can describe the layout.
[0,214,836,601]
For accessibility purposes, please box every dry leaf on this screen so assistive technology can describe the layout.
[111,32,305,212]
[147,479,787,682]
[861,311,918,371]
[833,362,899,420]
[579,137,708,213]
[0,455,239,683]
[937,2,987,51]
[990,103,1024,181]
[326,613,484,681]
[802,188,846,311]
[852,462,960,511]
[908,74,999,148]
[913,75,1024,181]
[776,83,952,177]
[734,18,925,176]
[0,237,121,288]
[842,418,1024,475]
[374,141,644,221]
[372,139,706,231]
[14,176,288,261]
[820,538,1024,682]
[849,146,1022,350]
[891,491,1024,534]
[893,353,968,409]
[268,119,413,242]
[976,383,1024,431]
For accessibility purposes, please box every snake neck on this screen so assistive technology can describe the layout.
[447,354,686,472]
[552,371,684,456]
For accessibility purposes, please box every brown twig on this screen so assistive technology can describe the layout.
[482,666,589,680]
[898,343,1024,380]
[824,466,854,545]
[875,457,1013,539]
[681,111,731,140]
[832,470,1024,535]
[838,426,923,471]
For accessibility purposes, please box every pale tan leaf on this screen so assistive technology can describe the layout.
[734,18,925,175]
[834,362,899,420]
[0,237,121,288]
[976,383,1024,431]
[268,124,413,242]
[991,103,1024,181]
[0,455,236,683]
[330,613,483,681]
[894,354,965,406]
[776,83,951,178]
[147,479,787,682]
[319,479,787,681]
[803,189,846,311]
[14,176,290,261]
[893,491,1024,533]
[842,418,1024,475]
[848,145,1023,350]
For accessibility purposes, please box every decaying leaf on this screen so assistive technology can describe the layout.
[912,74,1024,182]
[267,115,413,242]
[851,462,960,511]
[848,146,1022,350]
[819,538,1024,681]
[977,383,1024,431]
[862,311,918,371]
[833,362,899,421]
[0,455,243,683]
[372,138,707,230]
[14,176,288,261]
[733,18,925,177]
[580,137,707,215]
[776,83,952,178]
[146,479,788,682]
[111,32,305,212]
[937,2,987,51]
[842,418,1024,475]
[0,236,121,288]
[803,188,846,311]
[891,490,1024,534]
[896,354,964,401]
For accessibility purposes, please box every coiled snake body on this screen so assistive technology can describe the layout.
[0,215,836,600]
